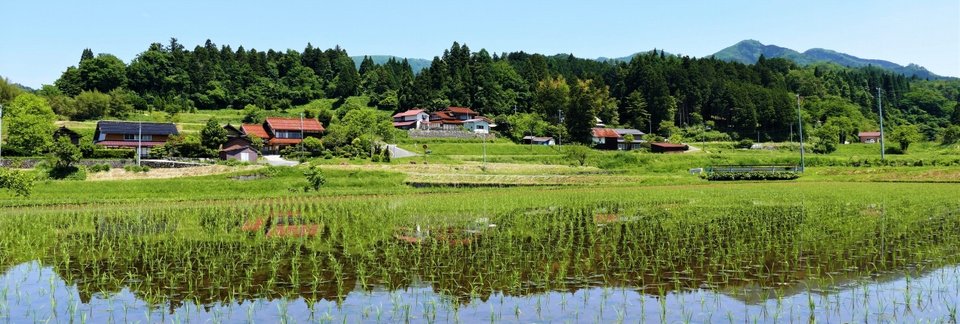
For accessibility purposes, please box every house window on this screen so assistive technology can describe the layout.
[123,134,152,141]
[476,125,485,130]
[276,131,302,139]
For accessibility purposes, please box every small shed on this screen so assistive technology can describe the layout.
[858,131,881,144]
[522,136,555,145]
[219,137,258,162]
[53,126,81,145]
[651,142,688,153]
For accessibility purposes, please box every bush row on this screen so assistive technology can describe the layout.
[704,171,800,181]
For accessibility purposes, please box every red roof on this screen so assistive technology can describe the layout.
[241,124,269,139]
[393,121,416,127]
[95,141,167,148]
[859,131,881,137]
[392,109,425,118]
[265,117,325,132]
[446,106,478,115]
[268,138,303,145]
[591,128,620,138]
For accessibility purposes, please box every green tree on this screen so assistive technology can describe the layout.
[200,118,228,149]
[325,108,393,147]
[812,123,840,154]
[55,67,84,96]
[49,136,82,169]
[565,79,601,143]
[79,53,127,92]
[0,76,23,104]
[73,90,112,120]
[889,124,921,152]
[952,93,960,124]
[533,75,570,121]
[241,104,266,124]
[563,144,591,166]
[942,125,960,145]
[621,90,650,132]
[4,94,56,156]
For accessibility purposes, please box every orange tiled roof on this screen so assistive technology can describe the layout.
[265,117,325,132]
[241,124,269,139]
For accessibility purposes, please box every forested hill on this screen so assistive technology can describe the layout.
[20,39,960,144]
[712,40,946,80]
[350,56,431,74]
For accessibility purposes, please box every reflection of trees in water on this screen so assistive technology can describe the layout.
[45,203,960,310]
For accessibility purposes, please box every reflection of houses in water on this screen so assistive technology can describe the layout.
[43,204,960,312]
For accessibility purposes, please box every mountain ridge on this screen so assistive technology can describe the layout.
[346,41,947,79]
[712,40,945,79]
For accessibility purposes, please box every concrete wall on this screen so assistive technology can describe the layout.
[408,130,496,140]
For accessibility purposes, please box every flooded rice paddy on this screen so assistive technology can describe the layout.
[0,191,958,322]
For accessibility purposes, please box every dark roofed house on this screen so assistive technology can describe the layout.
[651,142,688,153]
[613,128,645,150]
[93,121,179,157]
[223,124,244,138]
[858,131,882,144]
[53,126,81,145]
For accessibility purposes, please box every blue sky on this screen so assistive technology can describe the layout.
[2,0,958,88]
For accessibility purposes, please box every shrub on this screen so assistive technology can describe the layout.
[123,165,151,173]
[942,125,960,145]
[0,168,35,196]
[303,166,326,191]
[884,146,904,155]
[704,171,799,181]
[90,148,135,159]
[89,163,111,173]
[563,145,591,166]
[735,139,754,149]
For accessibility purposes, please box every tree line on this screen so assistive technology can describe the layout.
[20,39,960,145]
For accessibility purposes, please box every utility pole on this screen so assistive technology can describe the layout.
[877,87,885,160]
[137,121,142,167]
[796,94,805,172]
[557,109,564,149]
[300,112,305,157]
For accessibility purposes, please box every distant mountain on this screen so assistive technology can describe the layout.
[712,40,945,79]
[596,50,675,63]
[350,55,432,74]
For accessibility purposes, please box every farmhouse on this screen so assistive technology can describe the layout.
[219,137,258,163]
[238,117,324,154]
[93,121,178,157]
[522,136,556,145]
[858,131,882,144]
[392,109,430,130]
[53,126,81,145]
[651,142,689,153]
[613,128,645,150]
[463,117,494,134]
[592,127,645,150]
